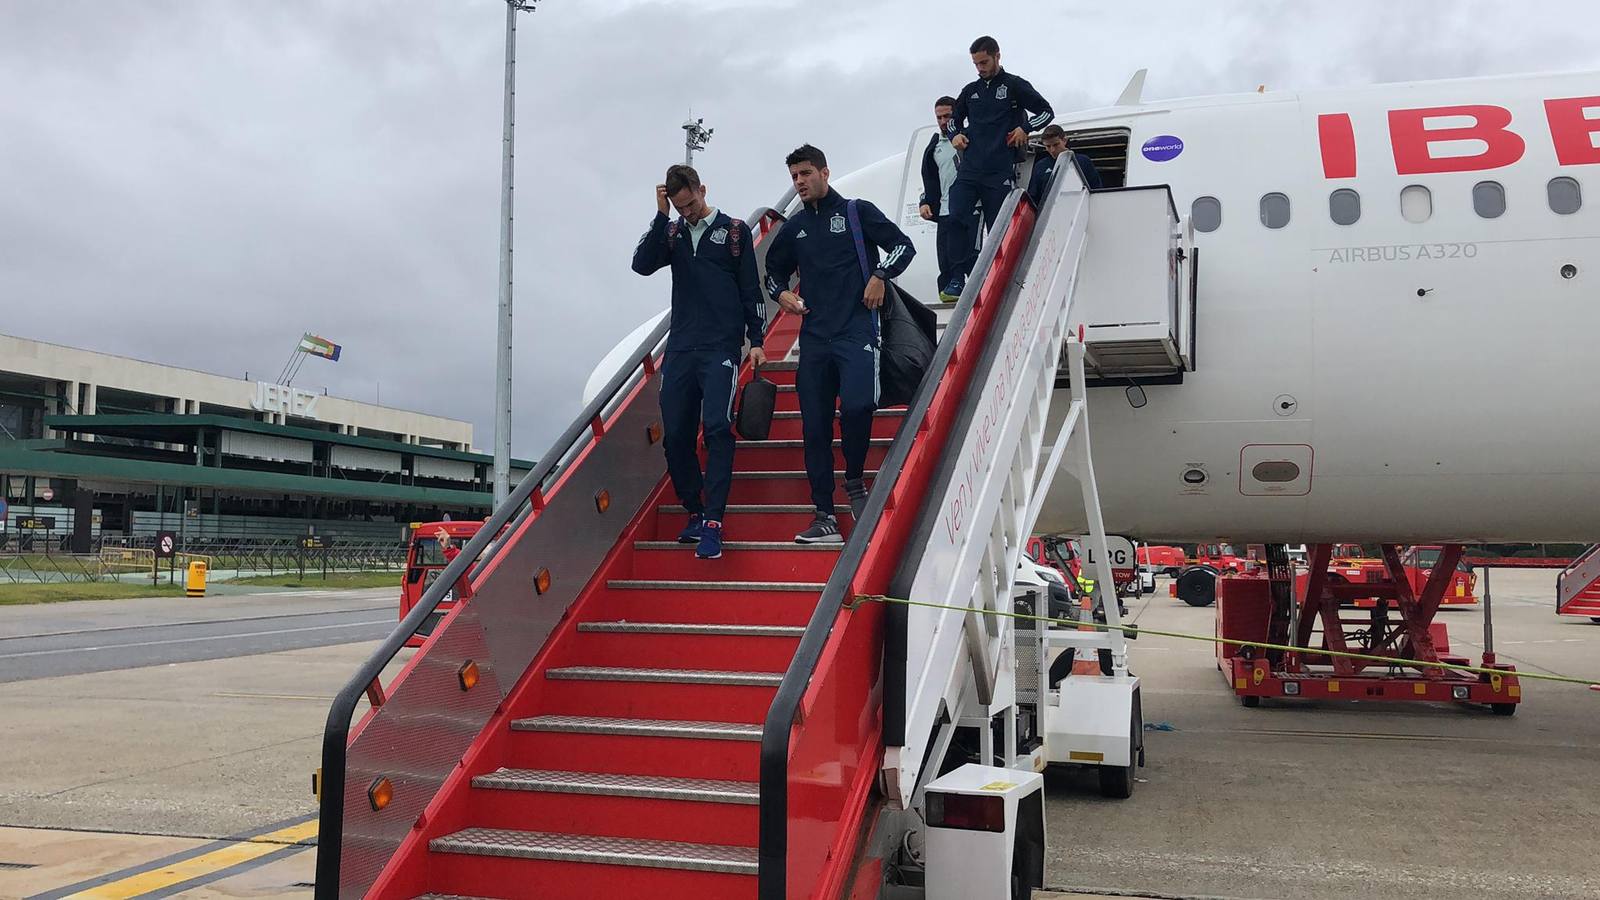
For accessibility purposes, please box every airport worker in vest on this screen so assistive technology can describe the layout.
[763,145,915,543]
[631,164,766,560]
[947,35,1054,294]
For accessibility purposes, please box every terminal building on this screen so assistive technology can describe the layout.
[0,333,529,548]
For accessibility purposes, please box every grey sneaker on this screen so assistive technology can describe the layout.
[845,478,869,521]
[795,512,843,544]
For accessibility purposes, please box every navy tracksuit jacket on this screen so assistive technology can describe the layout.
[948,69,1054,279]
[763,189,915,513]
[632,209,764,523]
[1028,151,1104,206]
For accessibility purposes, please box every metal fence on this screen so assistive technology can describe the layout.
[0,536,407,584]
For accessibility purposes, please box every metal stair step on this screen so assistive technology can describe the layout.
[659,504,851,515]
[416,895,496,900]
[731,469,878,479]
[546,666,782,687]
[738,438,892,448]
[472,767,759,805]
[511,714,761,742]
[579,621,805,637]
[771,409,903,418]
[633,540,842,552]
[607,578,826,592]
[760,360,799,372]
[430,828,758,876]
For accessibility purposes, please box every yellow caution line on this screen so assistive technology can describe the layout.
[63,820,317,899]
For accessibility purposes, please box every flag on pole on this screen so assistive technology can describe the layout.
[298,333,342,361]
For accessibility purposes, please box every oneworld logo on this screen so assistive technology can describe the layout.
[1141,135,1184,162]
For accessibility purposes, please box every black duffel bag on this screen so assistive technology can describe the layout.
[877,283,937,407]
[845,199,937,408]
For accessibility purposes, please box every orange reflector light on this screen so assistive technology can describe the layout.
[647,423,663,445]
[534,568,551,595]
[458,660,480,692]
[926,791,1005,832]
[595,490,611,513]
[368,776,393,811]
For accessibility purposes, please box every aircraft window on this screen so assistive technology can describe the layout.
[1473,181,1506,219]
[1259,193,1290,229]
[1328,189,1361,226]
[1192,196,1222,233]
[1400,184,1432,223]
[1548,177,1582,215]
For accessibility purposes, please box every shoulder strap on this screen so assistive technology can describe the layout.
[728,219,743,257]
[845,200,871,281]
[666,219,681,251]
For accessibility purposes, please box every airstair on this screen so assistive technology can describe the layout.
[314,158,1190,899]
[1557,543,1600,620]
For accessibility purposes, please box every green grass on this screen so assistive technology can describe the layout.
[0,582,186,605]
[224,571,401,590]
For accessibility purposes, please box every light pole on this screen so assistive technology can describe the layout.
[683,116,713,167]
[493,0,540,506]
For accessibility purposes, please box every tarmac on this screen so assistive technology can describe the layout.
[0,571,1595,898]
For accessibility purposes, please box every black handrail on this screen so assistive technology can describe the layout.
[315,205,786,898]
[757,190,1030,899]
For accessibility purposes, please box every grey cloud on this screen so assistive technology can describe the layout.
[2,1,1596,461]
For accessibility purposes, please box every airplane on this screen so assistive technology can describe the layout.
[412,68,1600,900]
[597,70,1600,549]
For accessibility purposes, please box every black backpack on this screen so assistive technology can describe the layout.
[845,200,937,407]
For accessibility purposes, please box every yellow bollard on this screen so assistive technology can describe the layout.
[186,561,208,597]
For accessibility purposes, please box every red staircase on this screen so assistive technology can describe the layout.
[319,194,1042,900]
[1557,543,1600,620]
[367,320,894,899]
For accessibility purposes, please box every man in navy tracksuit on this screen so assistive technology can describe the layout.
[1028,124,1104,207]
[764,145,915,543]
[919,95,971,303]
[632,164,765,560]
[947,35,1054,295]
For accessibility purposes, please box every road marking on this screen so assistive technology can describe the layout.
[0,621,392,660]
[53,819,316,898]
[0,606,395,642]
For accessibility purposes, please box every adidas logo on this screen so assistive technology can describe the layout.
[797,229,808,238]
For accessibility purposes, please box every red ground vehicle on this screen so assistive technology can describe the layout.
[1171,542,1254,606]
[399,520,482,648]
[1027,535,1082,581]
[1325,544,1478,607]
[1138,544,1186,576]
[1192,542,1251,574]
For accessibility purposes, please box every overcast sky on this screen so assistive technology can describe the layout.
[2,1,1594,458]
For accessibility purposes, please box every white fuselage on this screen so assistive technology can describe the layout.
[833,71,1600,543]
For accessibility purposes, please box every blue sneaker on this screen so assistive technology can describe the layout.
[696,520,724,559]
[676,513,704,544]
[939,275,965,303]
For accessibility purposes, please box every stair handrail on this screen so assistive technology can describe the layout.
[757,190,1036,899]
[315,204,789,898]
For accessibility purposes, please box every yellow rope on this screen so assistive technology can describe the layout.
[854,593,1600,690]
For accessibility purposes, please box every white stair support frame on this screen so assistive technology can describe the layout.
[884,162,1092,811]
[1065,340,1131,674]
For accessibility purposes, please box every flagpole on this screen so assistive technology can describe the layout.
[493,0,540,506]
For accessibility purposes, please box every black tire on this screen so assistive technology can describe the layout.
[1176,567,1218,607]
[1241,695,1261,708]
[1491,702,1517,717]
[1098,706,1139,799]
